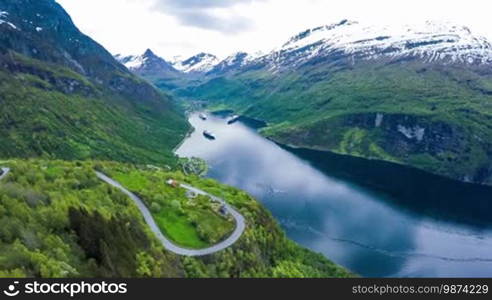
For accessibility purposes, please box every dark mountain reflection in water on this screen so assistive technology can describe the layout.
[176,113,492,277]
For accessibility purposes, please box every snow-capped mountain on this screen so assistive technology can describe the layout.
[114,53,140,68]
[115,49,178,76]
[257,19,492,71]
[207,52,260,76]
[172,52,219,73]
[199,19,492,77]
[116,20,492,82]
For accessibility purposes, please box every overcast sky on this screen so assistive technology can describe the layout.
[57,0,492,60]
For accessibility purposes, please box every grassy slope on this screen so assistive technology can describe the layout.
[0,159,352,278]
[0,52,189,166]
[179,61,492,184]
[110,168,234,249]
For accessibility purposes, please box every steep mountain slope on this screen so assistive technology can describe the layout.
[180,20,492,185]
[0,0,189,165]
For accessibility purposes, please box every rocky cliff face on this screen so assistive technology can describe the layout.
[351,113,492,184]
[343,113,464,156]
[269,112,492,185]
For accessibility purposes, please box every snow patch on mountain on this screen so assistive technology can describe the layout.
[265,19,492,69]
[208,52,261,75]
[173,53,219,73]
[117,54,147,70]
[115,49,179,77]
[223,52,255,66]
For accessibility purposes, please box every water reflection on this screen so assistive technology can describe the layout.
[287,146,492,227]
[176,113,492,277]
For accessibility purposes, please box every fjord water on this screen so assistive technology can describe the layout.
[177,113,492,277]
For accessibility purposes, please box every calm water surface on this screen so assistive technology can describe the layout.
[176,113,492,277]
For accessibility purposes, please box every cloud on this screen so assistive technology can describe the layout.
[58,0,492,59]
[152,0,263,34]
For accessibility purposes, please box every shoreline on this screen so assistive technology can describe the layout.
[274,138,492,188]
[178,108,490,188]
[262,131,491,188]
[172,117,195,155]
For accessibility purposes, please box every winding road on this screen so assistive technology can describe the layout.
[0,167,10,181]
[96,172,246,256]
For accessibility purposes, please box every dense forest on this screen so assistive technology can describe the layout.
[0,159,352,278]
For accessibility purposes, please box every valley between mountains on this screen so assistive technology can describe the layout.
[119,19,492,186]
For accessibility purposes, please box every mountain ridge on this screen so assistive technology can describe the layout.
[121,19,492,79]
[0,0,170,104]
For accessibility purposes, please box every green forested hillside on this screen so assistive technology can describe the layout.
[0,52,188,165]
[0,159,352,278]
